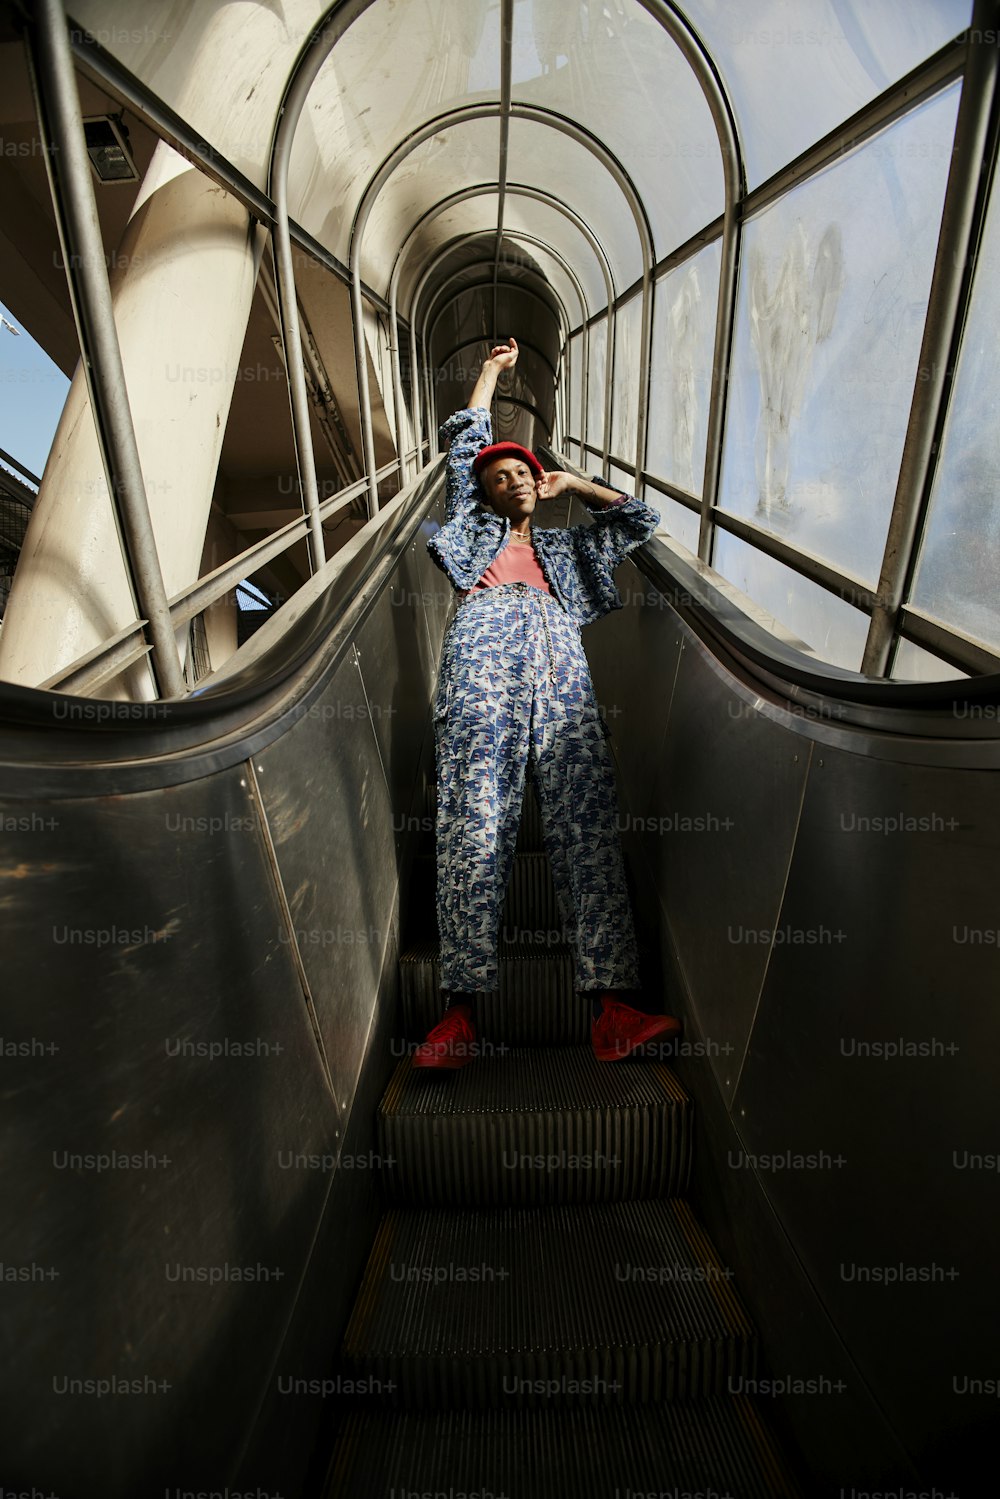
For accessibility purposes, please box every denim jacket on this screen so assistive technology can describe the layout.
[425,407,660,628]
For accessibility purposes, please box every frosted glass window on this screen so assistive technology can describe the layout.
[287,0,500,260]
[506,245,582,338]
[501,198,608,313]
[681,0,971,189]
[507,118,642,293]
[567,333,584,441]
[510,0,724,258]
[611,294,644,471]
[655,494,702,556]
[587,318,608,453]
[648,240,722,498]
[718,84,960,586]
[399,206,500,313]
[910,176,1000,651]
[713,532,870,670]
[610,465,636,496]
[362,119,501,296]
[891,639,967,683]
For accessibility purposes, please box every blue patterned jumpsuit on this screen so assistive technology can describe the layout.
[426,407,660,996]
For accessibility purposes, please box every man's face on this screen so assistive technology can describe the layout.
[480,457,537,522]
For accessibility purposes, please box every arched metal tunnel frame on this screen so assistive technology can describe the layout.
[19,0,1000,699]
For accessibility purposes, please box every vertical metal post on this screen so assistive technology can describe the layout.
[861,2,1000,675]
[634,269,654,493]
[625,4,745,566]
[697,195,741,563]
[349,262,383,517]
[388,290,408,484]
[493,0,514,346]
[602,304,615,479]
[27,0,186,699]
[269,156,328,566]
[409,319,424,463]
[423,330,438,458]
[267,2,381,560]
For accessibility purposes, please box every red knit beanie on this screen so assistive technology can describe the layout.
[473,443,544,481]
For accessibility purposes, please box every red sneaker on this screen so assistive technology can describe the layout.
[590,995,681,1062]
[411,1003,477,1070]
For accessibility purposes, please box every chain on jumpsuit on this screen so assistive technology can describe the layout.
[431,420,648,997]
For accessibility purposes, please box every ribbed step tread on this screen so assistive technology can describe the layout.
[399,940,586,1044]
[323,1399,803,1498]
[378,1047,692,1205]
[341,1198,756,1406]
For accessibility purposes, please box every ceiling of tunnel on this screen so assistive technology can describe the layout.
[69,0,973,334]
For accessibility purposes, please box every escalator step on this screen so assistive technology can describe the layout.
[399,941,586,1045]
[377,1047,692,1206]
[340,1198,756,1408]
[323,1399,803,1499]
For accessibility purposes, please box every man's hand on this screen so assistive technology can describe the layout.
[535,470,574,502]
[486,337,519,373]
[469,338,518,408]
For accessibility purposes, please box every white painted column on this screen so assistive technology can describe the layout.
[0,141,265,696]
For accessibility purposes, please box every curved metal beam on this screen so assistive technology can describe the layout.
[396,183,613,464]
[425,274,564,347]
[267,0,380,563]
[433,332,560,386]
[351,99,655,503]
[634,0,744,562]
[403,226,589,466]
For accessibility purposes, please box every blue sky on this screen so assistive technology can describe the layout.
[0,298,71,484]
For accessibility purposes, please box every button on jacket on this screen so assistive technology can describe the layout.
[426,407,660,628]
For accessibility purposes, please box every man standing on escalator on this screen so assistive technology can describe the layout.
[413,336,681,1069]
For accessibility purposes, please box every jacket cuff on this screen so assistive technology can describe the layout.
[583,474,630,508]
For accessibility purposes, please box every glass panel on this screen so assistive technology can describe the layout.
[647,239,722,497]
[287,0,499,258]
[587,317,608,453]
[910,175,1000,651]
[891,638,967,683]
[610,464,635,496]
[502,196,608,312]
[507,117,642,294]
[713,531,870,670]
[681,0,971,188]
[650,493,702,556]
[610,293,644,470]
[401,206,499,315]
[503,242,582,337]
[511,0,724,257]
[568,333,584,440]
[361,119,501,297]
[718,83,959,586]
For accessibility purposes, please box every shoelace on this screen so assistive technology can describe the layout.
[598,1003,644,1035]
[428,1009,473,1042]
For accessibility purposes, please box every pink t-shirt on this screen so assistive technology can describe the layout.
[459,498,627,600]
[460,538,552,598]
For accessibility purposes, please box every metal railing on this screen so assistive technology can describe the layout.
[21,0,1000,698]
[39,453,425,697]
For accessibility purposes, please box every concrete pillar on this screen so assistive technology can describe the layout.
[0,140,265,696]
